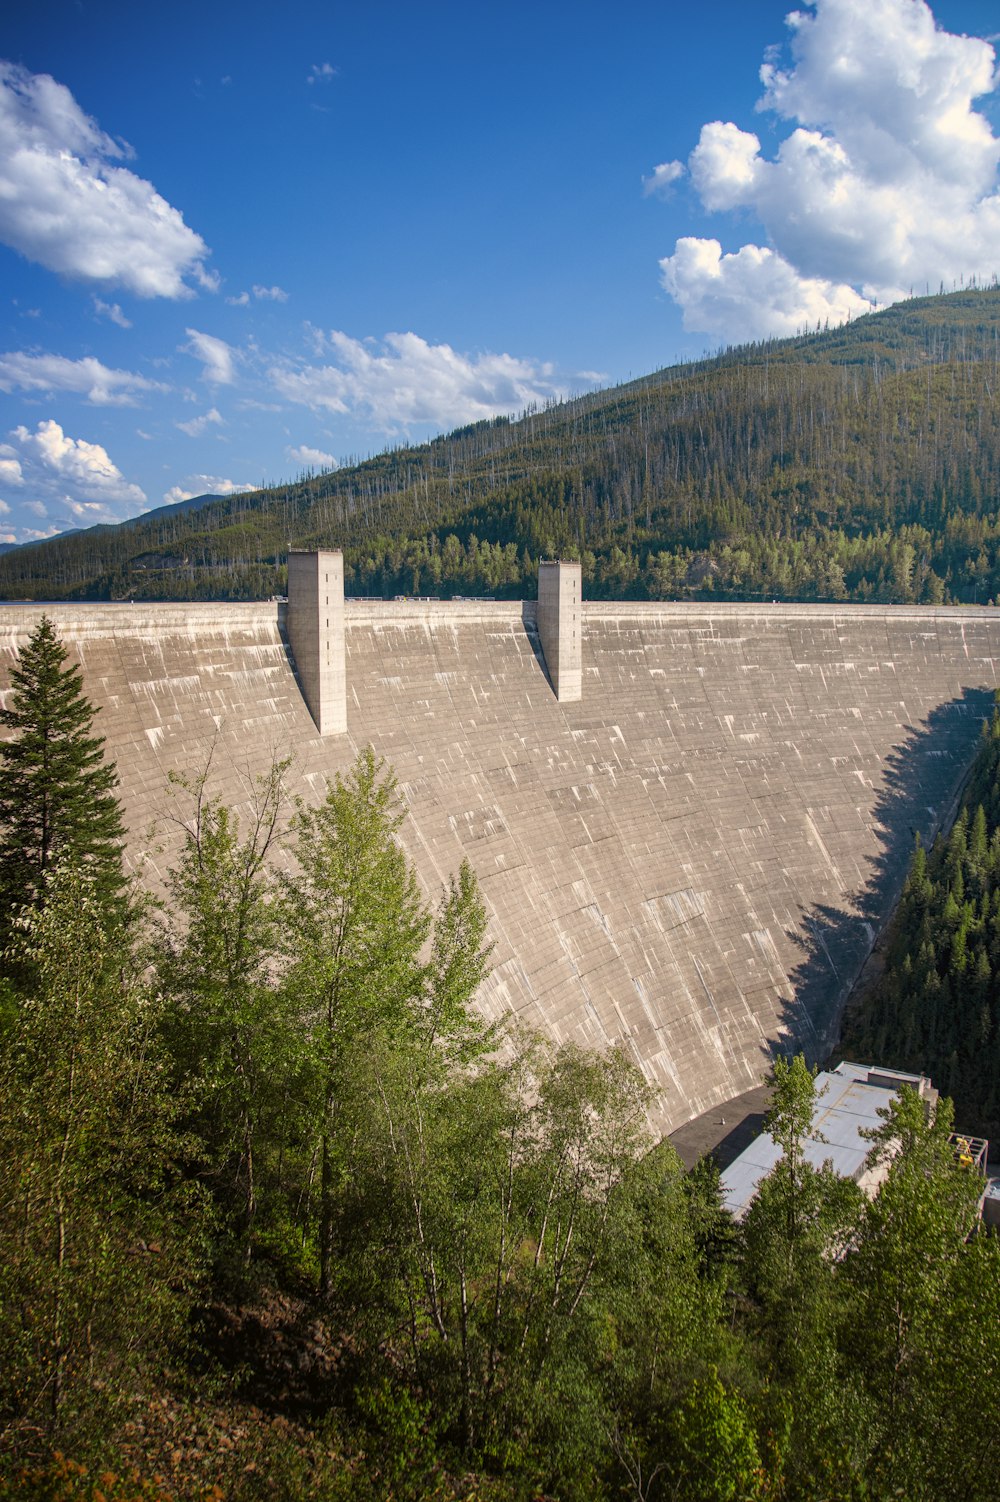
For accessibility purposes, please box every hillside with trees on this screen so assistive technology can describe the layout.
[2,620,1000,1501]
[6,288,1000,605]
[842,698,1000,1141]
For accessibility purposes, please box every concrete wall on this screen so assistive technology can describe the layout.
[1,597,998,1132]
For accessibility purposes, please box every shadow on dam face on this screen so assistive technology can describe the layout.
[1,599,998,1134]
[778,685,994,1059]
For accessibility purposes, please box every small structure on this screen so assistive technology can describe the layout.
[950,1132,988,1172]
[285,549,347,735]
[720,1061,938,1220]
[536,560,582,702]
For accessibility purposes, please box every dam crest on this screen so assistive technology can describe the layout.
[2,559,998,1133]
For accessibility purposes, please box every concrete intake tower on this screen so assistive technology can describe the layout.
[1,553,997,1133]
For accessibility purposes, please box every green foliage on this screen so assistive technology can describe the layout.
[156,755,303,1277]
[737,1057,865,1493]
[281,747,432,1297]
[659,1370,764,1502]
[4,715,1000,1500]
[844,698,1000,1138]
[9,291,1000,609]
[0,617,125,957]
[840,1089,993,1499]
[0,866,204,1450]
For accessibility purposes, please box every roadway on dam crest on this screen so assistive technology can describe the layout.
[1,598,996,1134]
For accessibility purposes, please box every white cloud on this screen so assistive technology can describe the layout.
[174,405,222,435]
[13,419,146,505]
[182,327,237,384]
[0,498,10,515]
[653,0,1000,340]
[270,330,572,432]
[176,406,224,437]
[287,444,337,469]
[163,474,255,504]
[6,418,147,532]
[642,160,685,197]
[0,60,213,298]
[93,297,132,328]
[0,349,166,405]
[308,62,337,84]
[689,122,762,212]
[660,237,874,340]
[228,284,289,307]
[0,449,24,486]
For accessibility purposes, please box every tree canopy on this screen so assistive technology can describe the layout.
[843,696,1000,1140]
[6,290,1000,609]
[1,625,999,1499]
[0,615,125,962]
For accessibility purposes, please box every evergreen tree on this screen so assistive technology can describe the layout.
[0,617,125,947]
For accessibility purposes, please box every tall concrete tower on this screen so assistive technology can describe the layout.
[537,560,582,702]
[286,549,347,734]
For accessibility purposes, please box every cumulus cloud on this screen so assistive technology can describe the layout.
[688,122,763,213]
[270,331,572,432]
[176,406,224,437]
[642,160,685,197]
[0,447,24,486]
[5,419,147,534]
[0,60,212,298]
[163,474,255,504]
[182,328,237,384]
[662,237,873,340]
[653,0,1000,340]
[287,444,337,470]
[13,419,146,505]
[308,62,337,84]
[0,350,166,405]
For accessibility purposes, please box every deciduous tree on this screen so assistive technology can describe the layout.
[157,755,297,1270]
[282,747,430,1297]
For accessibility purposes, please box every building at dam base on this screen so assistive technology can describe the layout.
[1,571,999,1135]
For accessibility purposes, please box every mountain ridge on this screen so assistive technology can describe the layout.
[5,287,1000,603]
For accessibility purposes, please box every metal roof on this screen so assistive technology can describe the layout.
[719,1061,929,1220]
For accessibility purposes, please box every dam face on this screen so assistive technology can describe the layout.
[1,594,998,1132]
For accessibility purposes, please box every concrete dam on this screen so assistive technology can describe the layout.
[2,555,999,1134]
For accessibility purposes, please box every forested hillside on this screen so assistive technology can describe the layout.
[6,289,1000,603]
[843,700,1000,1140]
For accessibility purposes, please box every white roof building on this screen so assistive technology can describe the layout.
[719,1061,938,1221]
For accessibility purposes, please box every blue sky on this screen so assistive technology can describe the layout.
[1,0,999,544]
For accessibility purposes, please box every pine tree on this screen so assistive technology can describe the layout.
[0,616,125,946]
